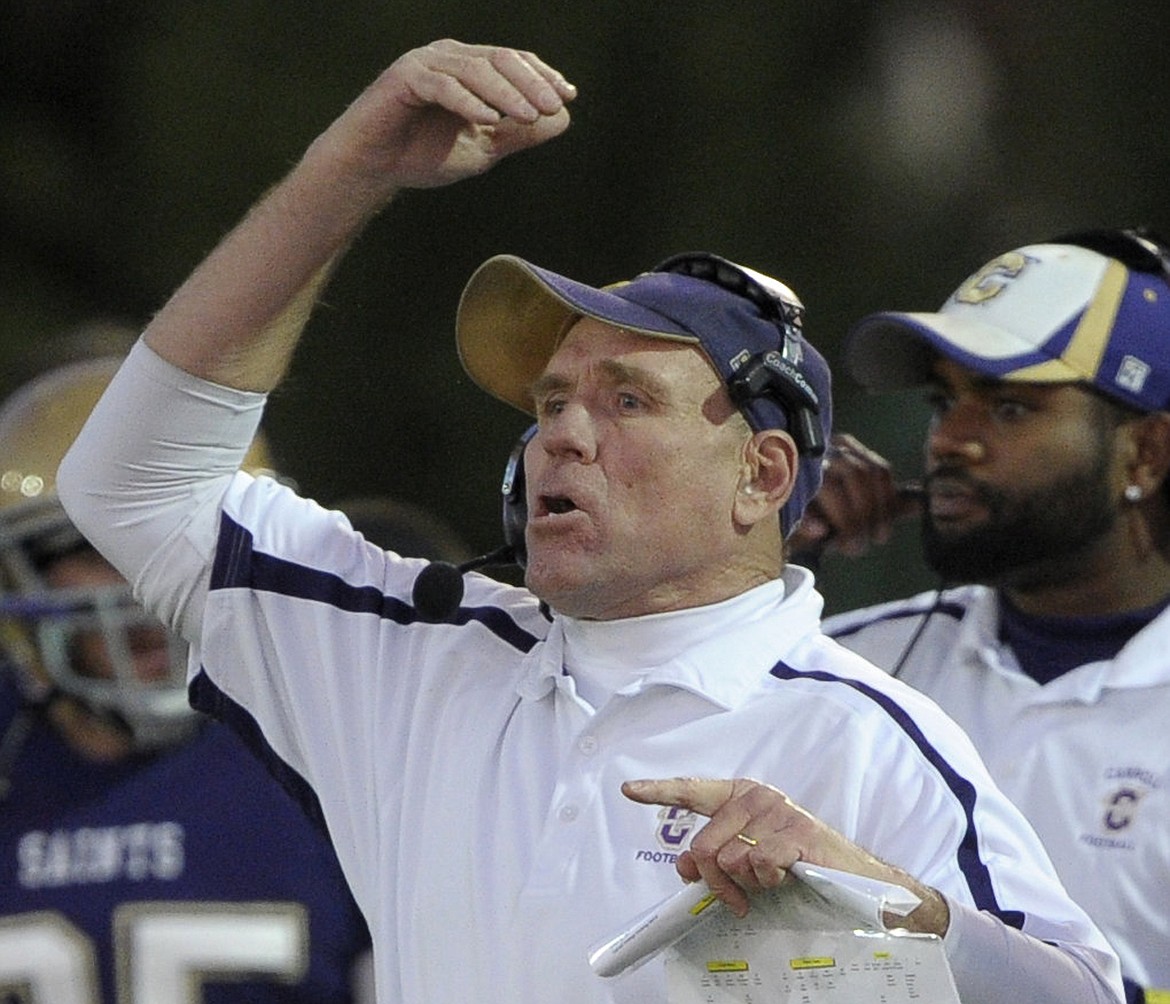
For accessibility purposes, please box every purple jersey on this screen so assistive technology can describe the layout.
[0,672,371,1003]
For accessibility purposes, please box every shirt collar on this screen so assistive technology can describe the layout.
[948,585,1170,697]
[517,567,825,708]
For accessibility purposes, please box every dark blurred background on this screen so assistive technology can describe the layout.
[4,0,1169,613]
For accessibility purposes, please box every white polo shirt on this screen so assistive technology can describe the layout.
[58,342,1124,1004]
[825,585,1170,993]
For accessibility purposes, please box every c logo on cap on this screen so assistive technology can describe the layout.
[953,251,1030,305]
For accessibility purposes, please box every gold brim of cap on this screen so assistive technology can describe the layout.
[456,255,578,416]
[456,254,704,417]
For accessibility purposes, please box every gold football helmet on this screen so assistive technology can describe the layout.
[0,355,276,750]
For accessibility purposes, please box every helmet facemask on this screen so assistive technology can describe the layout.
[0,358,198,752]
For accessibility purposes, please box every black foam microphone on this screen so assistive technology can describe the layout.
[410,544,517,623]
[411,425,532,623]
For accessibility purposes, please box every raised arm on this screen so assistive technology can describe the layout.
[56,40,574,639]
[144,39,576,391]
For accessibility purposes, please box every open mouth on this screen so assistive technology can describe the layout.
[541,495,579,516]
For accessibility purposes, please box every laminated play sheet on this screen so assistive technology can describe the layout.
[591,862,961,1003]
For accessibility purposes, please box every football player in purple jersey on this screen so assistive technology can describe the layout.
[0,356,374,1003]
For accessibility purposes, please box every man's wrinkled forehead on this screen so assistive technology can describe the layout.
[528,356,676,406]
[531,320,739,425]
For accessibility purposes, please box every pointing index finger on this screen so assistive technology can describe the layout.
[622,777,739,817]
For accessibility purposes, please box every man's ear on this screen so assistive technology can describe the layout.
[733,430,799,528]
[1124,410,1170,499]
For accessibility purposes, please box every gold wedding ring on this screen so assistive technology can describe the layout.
[735,833,758,847]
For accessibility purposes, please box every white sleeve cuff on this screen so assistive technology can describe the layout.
[943,898,1123,1004]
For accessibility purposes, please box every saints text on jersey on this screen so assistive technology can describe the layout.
[17,822,184,888]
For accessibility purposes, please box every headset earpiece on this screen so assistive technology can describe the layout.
[500,424,535,569]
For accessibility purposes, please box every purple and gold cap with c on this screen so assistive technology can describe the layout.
[846,241,1170,413]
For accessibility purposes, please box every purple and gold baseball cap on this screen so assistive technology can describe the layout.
[456,253,833,537]
[845,234,1170,413]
